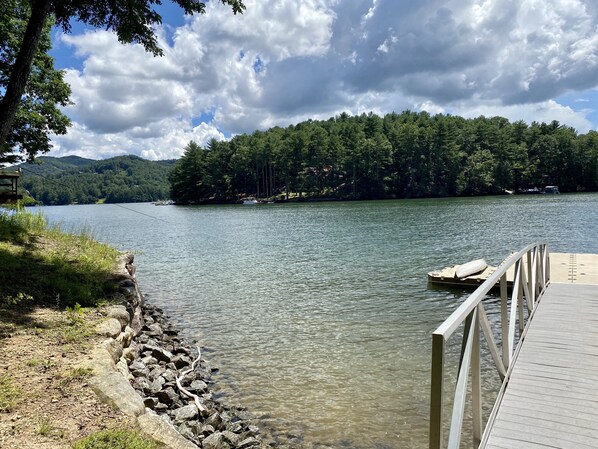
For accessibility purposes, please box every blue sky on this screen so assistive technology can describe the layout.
[47,0,598,160]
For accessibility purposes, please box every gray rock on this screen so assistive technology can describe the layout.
[173,345,191,356]
[141,355,159,366]
[117,326,135,348]
[172,354,193,369]
[172,404,198,422]
[195,423,215,435]
[107,305,130,329]
[204,411,223,430]
[202,432,230,449]
[102,338,123,364]
[238,437,260,448]
[133,376,151,393]
[129,360,149,377]
[143,397,159,408]
[189,379,208,393]
[162,370,176,383]
[222,430,242,446]
[96,318,122,339]
[89,371,145,417]
[149,376,166,394]
[137,412,199,449]
[122,346,137,362]
[154,402,169,412]
[148,366,166,381]
[146,323,164,337]
[150,346,173,363]
[156,386,179,405]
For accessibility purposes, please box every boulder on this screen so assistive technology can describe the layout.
[107,305,130,329]
[137,412,199,449]
[96,318,122,339]
[156,387,179,406]
[202,432,230,449]
[172,404,198,422]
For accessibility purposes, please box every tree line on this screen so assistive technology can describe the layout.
[22,155,174,205]
[169,111,598,203]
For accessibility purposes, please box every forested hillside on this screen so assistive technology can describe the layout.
[170,111,598,203]
[21,155,175,205]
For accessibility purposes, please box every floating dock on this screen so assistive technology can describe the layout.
[428,252,598,288]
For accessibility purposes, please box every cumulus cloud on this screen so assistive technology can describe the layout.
[49,0,598,160]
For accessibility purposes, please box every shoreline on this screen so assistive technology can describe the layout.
[106,254,269,448]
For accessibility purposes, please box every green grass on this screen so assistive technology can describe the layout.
[0,374,21,412]
[72,429,158,449]
[0,208,121,308]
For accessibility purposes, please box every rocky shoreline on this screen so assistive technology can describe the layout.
[88,254,269,449]
[129,301,264,448]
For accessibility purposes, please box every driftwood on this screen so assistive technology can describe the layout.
[175,346,207,413]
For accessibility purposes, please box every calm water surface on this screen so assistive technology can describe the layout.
[35,194,598,448]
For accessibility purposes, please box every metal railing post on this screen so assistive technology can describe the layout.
[430,333,445,449]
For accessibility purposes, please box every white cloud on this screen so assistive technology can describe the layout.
[48,0,598,160]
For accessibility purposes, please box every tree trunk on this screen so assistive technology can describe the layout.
[0,0,51,151]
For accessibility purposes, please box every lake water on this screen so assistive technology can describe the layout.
[34,194,598,448]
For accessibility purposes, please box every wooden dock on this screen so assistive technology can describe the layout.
[482,282,598,448]
[429,246,598,449]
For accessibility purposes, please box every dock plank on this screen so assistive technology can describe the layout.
[483,282,598,449]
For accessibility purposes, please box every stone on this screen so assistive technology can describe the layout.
[162,370,176,383]
[117,326,135,348]
[149,376,166,394]
[115,358,132,380]
[107,305,130,329]
[129,360,149,378]
[194,423,214,436]
[172,404,198,422]
[89,371,145,417]
[173,345,191,356]
[122,346,137,363]
[148,366,166,381]
[238,437,259,448]
[133,376,151,393]
[154,402,169,412]
[150,346,173,363]
[145,323,164,337]
[96,318,122,339]
[204,411,223,430]
[156,387,179,405]
[102,338,123,364]
[202,432,230,449]
[137,412,200,449]
[222,430,242,446]
[189,380,208,393]
[144,397,159,408]
[141,355,159,366]
[172,354,193,369]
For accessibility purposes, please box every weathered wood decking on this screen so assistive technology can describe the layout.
[482,281,598,449]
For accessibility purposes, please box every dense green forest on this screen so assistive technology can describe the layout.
[169,111,598,203]
[20,155,175,205]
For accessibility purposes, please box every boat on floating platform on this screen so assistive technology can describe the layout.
[428,256,516,289]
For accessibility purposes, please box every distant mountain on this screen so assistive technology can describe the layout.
[19,155,176,205]
[20,155,96,177]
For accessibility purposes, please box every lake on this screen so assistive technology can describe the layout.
[34,194,598,448]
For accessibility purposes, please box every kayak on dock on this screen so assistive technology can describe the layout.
[428,256,515,289]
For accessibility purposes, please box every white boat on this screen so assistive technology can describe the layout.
[242,197,259,204]
[544,185,560,194]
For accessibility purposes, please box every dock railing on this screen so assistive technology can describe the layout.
[429,243,550,449]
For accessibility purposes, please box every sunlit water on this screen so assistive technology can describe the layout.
[34,194,598,448]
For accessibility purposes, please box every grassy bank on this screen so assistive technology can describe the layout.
[0,208,158,449]
[0,208,120,308]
